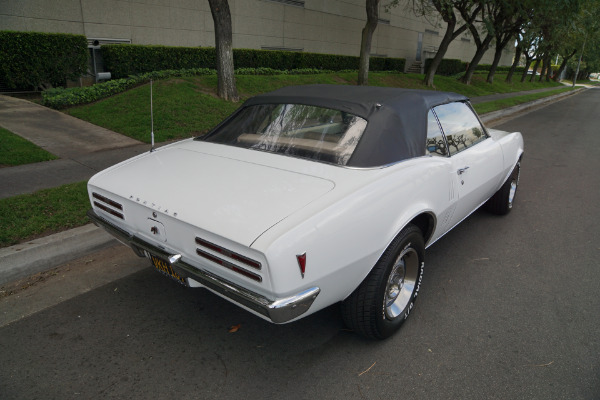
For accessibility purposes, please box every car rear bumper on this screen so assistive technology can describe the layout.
[87,209,320,323]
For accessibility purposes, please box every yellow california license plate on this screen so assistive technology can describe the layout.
[151,255,187,286]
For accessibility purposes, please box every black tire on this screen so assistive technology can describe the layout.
[341,224,425,340]
[486,160,521,215]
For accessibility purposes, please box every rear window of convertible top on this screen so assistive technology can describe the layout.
[204,104,367,166]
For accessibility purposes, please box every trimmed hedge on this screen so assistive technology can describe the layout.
[424,58,465,76]
[0,31,88,90]
[102,44,405,78]
[425,58,525,76]
[474,64,525,73]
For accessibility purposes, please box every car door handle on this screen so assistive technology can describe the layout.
[457,167,470,175]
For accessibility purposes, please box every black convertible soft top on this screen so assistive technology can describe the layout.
[210,85,468,167]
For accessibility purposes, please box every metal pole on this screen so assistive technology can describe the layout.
[150,79,155,152]
[572,35,587,87]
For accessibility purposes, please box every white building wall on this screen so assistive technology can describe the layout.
[0,0,514,67]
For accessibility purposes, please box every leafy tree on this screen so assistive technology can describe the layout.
[486,1,530,83]
[208,0,238,101]
[564,0,600,82]
[398,0,482,87]
[457,0,498,85]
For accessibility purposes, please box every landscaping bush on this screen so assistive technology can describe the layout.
[425,58,525,76]
[42,67,368,109]
[41,68,215,109]
[474,64,525,73]
[424,58,466,76]
[0,31,87,89]
[102,44,405,78]
[102,45,216,78]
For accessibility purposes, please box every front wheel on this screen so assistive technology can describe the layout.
[341,224,425,340]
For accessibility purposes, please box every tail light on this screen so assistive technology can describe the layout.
[195,237,262,282]
[93,192,124,219]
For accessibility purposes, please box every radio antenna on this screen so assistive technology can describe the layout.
[150,79,155,152]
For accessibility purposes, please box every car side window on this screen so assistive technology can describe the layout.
[433,102,486,155]
[426,109,447,156]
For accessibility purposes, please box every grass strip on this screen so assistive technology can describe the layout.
[0,127,57,166]
[473,87,576,115]
[0,181,90,247]
[65,72,563,143]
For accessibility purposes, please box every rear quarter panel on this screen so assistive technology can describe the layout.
[251,157,455,318]
[487,128,524,183]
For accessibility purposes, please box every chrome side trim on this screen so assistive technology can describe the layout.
[87,209,320,323]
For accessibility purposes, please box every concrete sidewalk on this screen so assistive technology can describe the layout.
[0,86,587,286]
[0,95,150,198]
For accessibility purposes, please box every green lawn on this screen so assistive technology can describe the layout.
[0,181,90,247]
[65,71,563,143]
[1,71,570,247]
[0,126,57,166]
[473,87,576,114]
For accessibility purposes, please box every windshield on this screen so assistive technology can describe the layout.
[203,104,367,166]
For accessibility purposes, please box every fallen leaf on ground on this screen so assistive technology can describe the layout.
[228,324,241,333]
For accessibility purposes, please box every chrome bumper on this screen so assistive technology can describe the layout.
[87,209,320,323]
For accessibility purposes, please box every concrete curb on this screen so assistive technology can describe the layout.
[0,224,117,286]
[0,86,588,287]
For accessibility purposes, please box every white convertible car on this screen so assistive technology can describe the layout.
[88,85,523,339]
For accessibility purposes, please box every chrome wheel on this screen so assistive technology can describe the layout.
[384,247,419,320]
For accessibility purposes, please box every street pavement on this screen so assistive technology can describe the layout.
[0,87,598,399]
[0,86,588,285]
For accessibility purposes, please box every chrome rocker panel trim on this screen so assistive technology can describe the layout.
[87,209,320,323]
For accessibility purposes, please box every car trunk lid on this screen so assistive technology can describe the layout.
[89,145,335,247]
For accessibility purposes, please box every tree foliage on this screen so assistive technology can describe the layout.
[400,0,599,85]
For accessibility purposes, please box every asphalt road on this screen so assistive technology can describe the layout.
[1,88,599,400]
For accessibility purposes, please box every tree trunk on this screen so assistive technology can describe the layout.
[520,56,533,82]
[505,45,522,83]
[425,18,467,87]
[358,0,380,86]
[425,1,482,87]
[208,0,238,102]
[486,46,503,84]
[460,35,494,85]
[553,49,577,82]
[529,58,541,82]
[543,55,552,82]
[538,58,547,82]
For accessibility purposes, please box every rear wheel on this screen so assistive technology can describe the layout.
[486,160,521,215]
[341,224,424,340]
